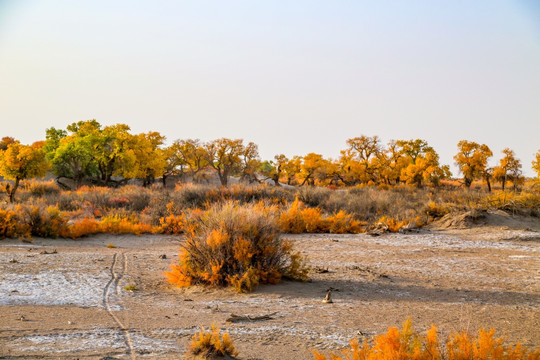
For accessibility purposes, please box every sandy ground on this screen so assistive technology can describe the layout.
[0,225,539,359]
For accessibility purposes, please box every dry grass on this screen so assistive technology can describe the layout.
[1,180,538,240]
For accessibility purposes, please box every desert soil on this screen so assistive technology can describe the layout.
[1,222,539,359]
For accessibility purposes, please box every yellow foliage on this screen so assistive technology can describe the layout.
[426,201,449,218]
[313,319,540,360]
[164,202,309,292]
[100,214,155,235]
[164,249,193,287]
[326,210,365,234]
[233,236,256,265]
[377,216,408,233]
[227,266,260,293]
[280,198,363,234]
[206,229,230,248]
[62,218,101,238]
[0,207,31,239]
[159,214,184,234]
[189,325,238,358]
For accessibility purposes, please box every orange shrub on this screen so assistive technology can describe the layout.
[376,216,420,233]
[279,198,307,234]
[61,218,101,239]
[302,207,329,233]
[279,198,363,234]
[100,214,155,235]
[165,202,309,292]
[313,319,540,360]
[24,205,68,238]
[189,325,238,358]
[159,214,184,234]
[0,207,31,239]
[326,210,365,234]
[159,202,184,234]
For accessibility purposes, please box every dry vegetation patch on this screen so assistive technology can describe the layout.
[165,202,309,292]
[313,319,540,360]
[1,181,539,241]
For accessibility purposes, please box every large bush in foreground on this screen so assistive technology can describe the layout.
[165,202,309,292]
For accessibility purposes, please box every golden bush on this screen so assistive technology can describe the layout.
[165,202,309,292]
[279,198,363,234]
[313,319,540,360]
[189,325,238,358]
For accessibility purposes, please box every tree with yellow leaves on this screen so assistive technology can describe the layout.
[493,148,522,191]
[454,140,493,190]
[345,135,382,184]
[0,140,49,202]
[0,137,16,151]
[298,153,330,186]
[334,149,363,186]
[127,131,167,187]
[240,141,261,184]
[204,138,245,186]
[166,139,209,184]
[380,140,409,185]
[282,156,302,185]
[399,139,451,187]
[532,150,540,180]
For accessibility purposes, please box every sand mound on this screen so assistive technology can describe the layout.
[432,210,487,229]
[430,209,540,234]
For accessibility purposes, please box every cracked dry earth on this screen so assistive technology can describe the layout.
[1,229,539,359]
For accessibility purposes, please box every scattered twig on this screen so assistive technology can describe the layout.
[226,312,277,323]
[39,249,58,255]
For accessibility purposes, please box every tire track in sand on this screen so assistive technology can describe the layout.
[103,252,135,359]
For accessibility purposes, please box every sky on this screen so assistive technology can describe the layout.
[0,0,539,176]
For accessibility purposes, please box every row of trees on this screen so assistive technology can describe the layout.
[454,141,527,191]
[1,120,539,202]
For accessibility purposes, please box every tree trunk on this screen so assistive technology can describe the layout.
[272,174,280,186]
[485,177,491,192]
[8,178,20,203]
[218,170,228,186]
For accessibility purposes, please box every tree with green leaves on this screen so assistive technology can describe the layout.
[45,123,99,187]
[259,154,289,186]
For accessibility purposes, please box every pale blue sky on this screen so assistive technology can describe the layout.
[1,1,539,176]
